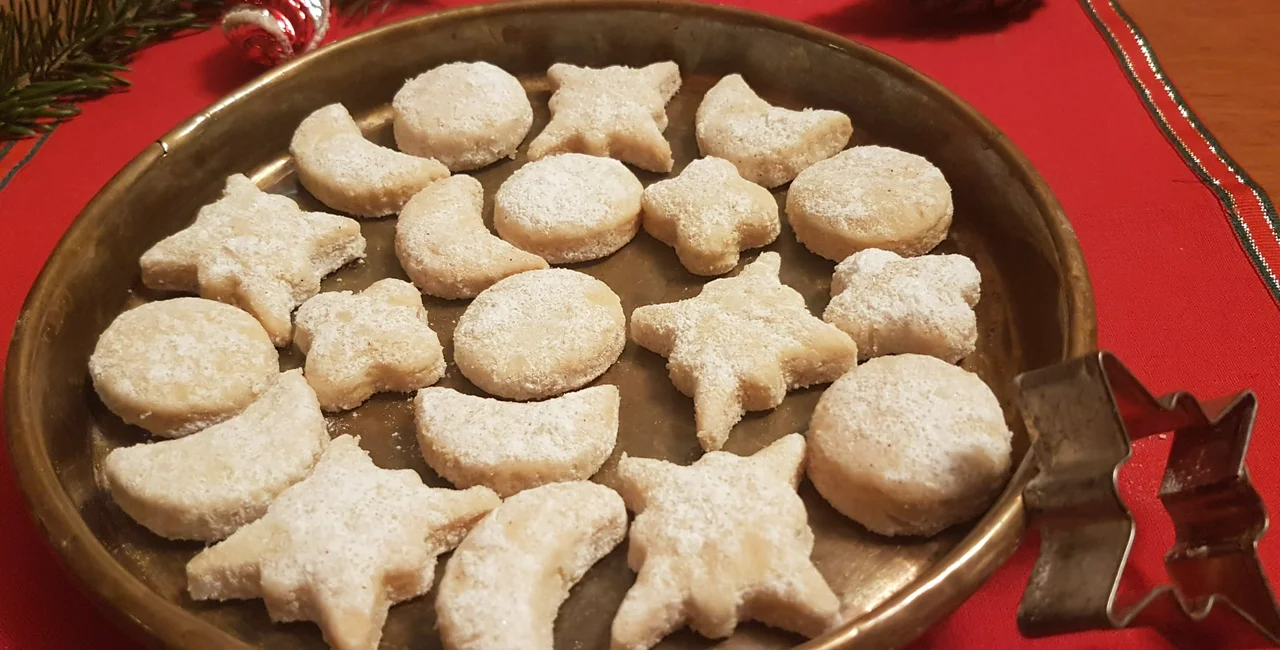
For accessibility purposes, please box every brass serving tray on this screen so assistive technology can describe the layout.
[4,2,1096,648]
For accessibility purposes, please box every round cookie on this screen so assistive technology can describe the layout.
[806,354,1012,537]
[89,298,279,438]
[393,61,533,172]
[453,269,625,401]
[786,145,953,261]
[493,153,642,263]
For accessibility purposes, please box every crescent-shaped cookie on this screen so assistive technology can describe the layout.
[436,481,627,650]
[414,385,619,497]
[103,370,329,541]
[395,175,547,299]
[291,103,449,218]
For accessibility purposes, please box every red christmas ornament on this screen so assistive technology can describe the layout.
[222,0,330,66]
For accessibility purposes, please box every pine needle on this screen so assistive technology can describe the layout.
[0,0,223,138]
[0,0,404,139]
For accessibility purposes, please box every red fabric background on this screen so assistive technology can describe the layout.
[1,0,1276,648]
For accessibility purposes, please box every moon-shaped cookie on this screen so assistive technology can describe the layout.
[436,481,627,650]
[102,370,329,541]
[414,385,619,497]
[291,103,449,218]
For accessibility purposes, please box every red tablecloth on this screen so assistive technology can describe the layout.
[2,0,1277,648]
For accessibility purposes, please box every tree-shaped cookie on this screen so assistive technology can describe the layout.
[187,435,499,650]
[641,156,780,276]
[140,174,366,346]
[824,248,981,362]
[294,279,445,411]
[630,252,858,451]
[611,434,840,650]
[526,62,682,173]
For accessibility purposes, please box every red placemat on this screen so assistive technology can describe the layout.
[1,1,1276,649]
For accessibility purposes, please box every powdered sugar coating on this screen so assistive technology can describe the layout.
[392,62,534,171]
[806,354,1013,537]
[395,175,547,299]
[612,434,839,650]
[294,279,445,411]
[526,62,682,172]
[629,252,858,451]
[641,156,780,276]
[695,75,852,188]
[453,269,625,400]
[89,297,279,438]
[187,435,499,650]
[436,482,627,650]
[139,174,366,346]
[494,153,642,263]
[826,249,981,362]
[103,370,328,541]
[787,145,953,261]
[415,385,619,497]
[291,103,450,218]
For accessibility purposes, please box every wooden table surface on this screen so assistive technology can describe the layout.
[1115,0,1280,198]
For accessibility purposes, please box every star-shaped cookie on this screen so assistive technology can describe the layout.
[824,248,981,363]
[294,279,445,411]
[140,174,366,347]
[526,62,681,172]
[641,156,780,276]
[187,435,500,650]
[612,434,840,649]
[630,252,858,451]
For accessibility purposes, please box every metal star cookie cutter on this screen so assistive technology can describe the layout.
[1015,351,1280,647]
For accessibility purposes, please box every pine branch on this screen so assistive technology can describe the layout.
[0,0,224,138]
[0,0,411,139]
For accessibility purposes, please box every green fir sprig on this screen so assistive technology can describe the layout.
[0,0,227,137]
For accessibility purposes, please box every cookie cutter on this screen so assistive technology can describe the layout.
[1014,351,1280,647]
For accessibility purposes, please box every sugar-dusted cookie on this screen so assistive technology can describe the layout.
[825,249,981,362]
[437,482,627,650]
[807,354,1013,537]
[612,434,839,650]
[89,297,278,438]
[392,61,533,172]
[294,279,445,411]
[140,174,365,346]
[630,252,858,451]
[494,153,642,264]
[641,156,780,276]
[103,370,328,541]
[414,385,619,497]
[454,269,625,400]
[787,145,953,261]
[291,103,450,218]
[695,74,852,188]
[526,62,681,173]
[188,435,499,650]
[395,175,547,299]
